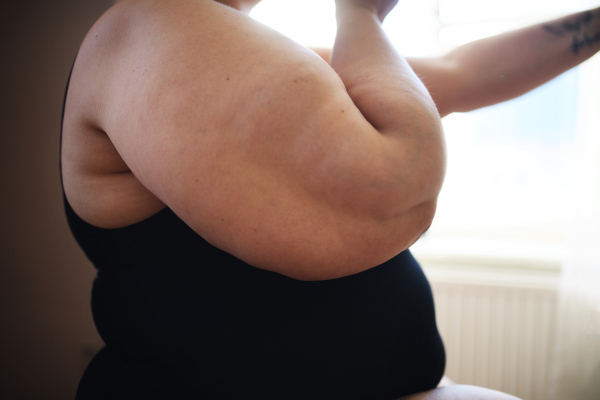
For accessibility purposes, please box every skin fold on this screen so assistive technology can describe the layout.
[64,0,600,398]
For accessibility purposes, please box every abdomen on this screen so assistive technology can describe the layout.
[91,249,445,400]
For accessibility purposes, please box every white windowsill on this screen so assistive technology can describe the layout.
[410,236,563,290]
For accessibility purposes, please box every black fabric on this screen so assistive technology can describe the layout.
[75,346,179,400]
[63,65,445,400]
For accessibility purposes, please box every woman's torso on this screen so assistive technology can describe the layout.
[65,196,445,399]
[62,1,446,398]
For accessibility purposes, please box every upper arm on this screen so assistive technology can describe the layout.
[308,47,463,118]
[75,0,438,280]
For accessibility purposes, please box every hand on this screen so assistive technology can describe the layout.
[335,0,399,22]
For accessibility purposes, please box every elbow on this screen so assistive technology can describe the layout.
[321,199,440,281]
[384,121,447,220]
[413,198,437,241]
[270,196,440,282]
[394,195,439,246]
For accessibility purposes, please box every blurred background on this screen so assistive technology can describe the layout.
[1,0,599,399]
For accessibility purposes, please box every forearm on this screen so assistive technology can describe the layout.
[331,5,445,204]
[332,5,441,134]
[446,7,600,112]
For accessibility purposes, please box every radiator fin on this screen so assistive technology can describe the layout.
[431,282,557,400]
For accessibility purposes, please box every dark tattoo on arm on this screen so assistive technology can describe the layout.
[542,11,600,55]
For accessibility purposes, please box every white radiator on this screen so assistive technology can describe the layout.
[424,266,559,400]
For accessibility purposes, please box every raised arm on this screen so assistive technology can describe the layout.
[331,0,443,141]
[65,0,445,281]
[330,0,445,201]
[313,7,600,118]
[413,6,600,117]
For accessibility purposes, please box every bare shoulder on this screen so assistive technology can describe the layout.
[64,0,338,223]
[73,0,350,173]
[64,0,431,280]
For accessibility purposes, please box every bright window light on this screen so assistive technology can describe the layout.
[251,0,443,56]
[434,68,580,241]
[439,0,590,24]
[420,1,599,263]
[438,0,593,47]
[250,0,600,263]
[250,0,337,48]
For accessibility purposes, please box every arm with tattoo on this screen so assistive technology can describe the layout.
[418,7,600,116]
[310,7,600,117]
[542,9,600,54]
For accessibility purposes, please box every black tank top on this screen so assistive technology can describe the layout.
[62,63,445,400]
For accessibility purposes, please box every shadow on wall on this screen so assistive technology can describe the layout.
[0,1,113,399]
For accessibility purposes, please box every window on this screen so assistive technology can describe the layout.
[251,0,600,270]
[414,0,596,269]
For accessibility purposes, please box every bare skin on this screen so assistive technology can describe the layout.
[62,0,600,281]
[61,0,596,398]
[62,0,445,281]
[315,6,600,117]
[427,6,600,116]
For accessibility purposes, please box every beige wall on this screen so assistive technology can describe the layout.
[0,1,113,399]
